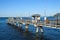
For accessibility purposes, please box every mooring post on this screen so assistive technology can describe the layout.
[39,26,44,33]
[18,23,19,27]
[36,27,39,33]
[37,21,44,34]
[33,23,38,33]
[14,22,16,26]
[25,20,30,32]
[18,23,22,28]
[25,24,29,32]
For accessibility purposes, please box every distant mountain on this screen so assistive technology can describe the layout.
[47,16,55,21]
[0,16,55,21]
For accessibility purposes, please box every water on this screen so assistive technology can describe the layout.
[0,17,60,40]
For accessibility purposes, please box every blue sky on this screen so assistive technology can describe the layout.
[0,0,60,17]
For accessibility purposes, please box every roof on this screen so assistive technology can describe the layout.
[54,13,60,17]
[32,14,40,17]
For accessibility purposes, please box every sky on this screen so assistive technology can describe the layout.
[0,0,60,17]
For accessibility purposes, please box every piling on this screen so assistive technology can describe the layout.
[25,20,30,32]
[18,23,22,28]
[36,27,39,33]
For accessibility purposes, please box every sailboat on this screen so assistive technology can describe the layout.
[44,10,60,29]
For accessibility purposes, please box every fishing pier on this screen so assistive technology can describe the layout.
[7,14,45,34]
[6,14,60,36]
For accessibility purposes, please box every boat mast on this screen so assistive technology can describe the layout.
[44,9,46,26]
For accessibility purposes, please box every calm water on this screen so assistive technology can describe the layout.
[0,17,60,40]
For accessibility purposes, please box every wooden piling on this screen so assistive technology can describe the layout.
[18,23,22,28]
[39,25,43,33]
[25,20,30,32]
[36,27,39,33]
[25,24,29,32]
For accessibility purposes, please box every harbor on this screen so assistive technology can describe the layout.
[6,14,44,34]
[0,0,60,40]
[0,17,60,40]
[5,14,60,40]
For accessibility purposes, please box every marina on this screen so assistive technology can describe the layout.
[6,14,44,33]
[0,0,60,40]
[5,14,60,40]
[0,17,60,40]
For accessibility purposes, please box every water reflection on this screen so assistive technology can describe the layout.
[22,30,44,40]
[7,24,44,40]
[35,32,44,40]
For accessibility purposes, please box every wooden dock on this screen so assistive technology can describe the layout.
[6,15,44,34]
[6,14,60,36]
